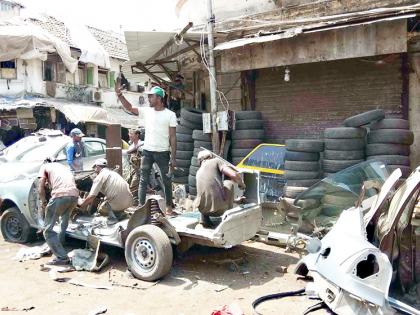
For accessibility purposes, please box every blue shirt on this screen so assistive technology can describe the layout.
[66,141,84,171]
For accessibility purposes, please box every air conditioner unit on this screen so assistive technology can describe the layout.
[91,90,103,103]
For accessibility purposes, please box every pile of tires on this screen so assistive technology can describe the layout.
[189,130,212,196]
[173,108,203,187]
[284,139,324,198]
[230,111,264,165]
[323,127,367,176]
[366,118,413,178]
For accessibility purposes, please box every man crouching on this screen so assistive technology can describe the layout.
[194,150,246,228]
[79,158,133,224]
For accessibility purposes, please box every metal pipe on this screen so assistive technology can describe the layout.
[206,0,220,153]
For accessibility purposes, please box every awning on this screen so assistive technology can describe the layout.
[0,97,139,129]
[214,13,416,51]
[0,17,78,73]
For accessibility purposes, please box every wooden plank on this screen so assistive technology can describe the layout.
[220,19,407,72]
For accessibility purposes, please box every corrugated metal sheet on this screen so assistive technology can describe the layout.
[255,57,403,143]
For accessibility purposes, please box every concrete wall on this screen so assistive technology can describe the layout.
[409,53,420,168]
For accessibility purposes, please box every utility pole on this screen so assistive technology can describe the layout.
[206,0,220,152]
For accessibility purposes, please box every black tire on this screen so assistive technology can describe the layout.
[324,138,365,151]
[194,140,212,149]
[0,207,34,243]
[231,129,264,140]
[176,133,193,143]
[285,170,321,180]
[176,142,194,151]
[176,125,193,135]
[387,165,411,178]
[125,224,173,281]
[175,150,193,160]
[324,127,367,139]
[235,119,264,130]
[231,139,263,149]
[232,157,245,165]
[286,179,320,187]
[370,118,409,130]
[189,165,199,176]
[175,159,191,168]
[285,139,324,153]
[188,175,196,187]
[366,155,410,166]
[284,161,320,171]
[235,111,262,120]
[366,143,410,156]
[180,108,204,123]
[192,130,211,141]
[231,148,253,157]
[189,187,197,196]
[324,150,365,160]
[180,117,202,130]
[368,129,414,145]
[322,159,364,173]
[173,167,189,177]
[191,157,200,167]
[172,176,188,184]
[285,151,320,161]
[283,186,307,199]
[343,109,385,127]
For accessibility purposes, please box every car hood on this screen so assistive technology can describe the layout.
[0,161,42,183]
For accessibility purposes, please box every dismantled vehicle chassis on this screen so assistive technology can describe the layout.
[1,169,262,282]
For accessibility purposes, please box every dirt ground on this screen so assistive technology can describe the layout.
[0,234,324,315]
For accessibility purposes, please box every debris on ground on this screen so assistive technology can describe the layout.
[48,270,112,290]
[14,243,51,262]
[211,302,244,315]
[1,306,35,312]
[275,266,288,273]
[68,236,109,272]
[87,306,107,315]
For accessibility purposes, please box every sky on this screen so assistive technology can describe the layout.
[18,0,183,32]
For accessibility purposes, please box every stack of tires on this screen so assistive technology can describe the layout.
[366,118,413,178]
[322,127,367,176]
[284,139,324,199]
[189,130,212,196]
[230,111,264,165]
[173,108,203,187]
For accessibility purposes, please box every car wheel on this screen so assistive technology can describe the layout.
[125,225,173,281]
[1,207,34,243]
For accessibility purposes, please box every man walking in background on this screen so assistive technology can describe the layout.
[66,128,84,172]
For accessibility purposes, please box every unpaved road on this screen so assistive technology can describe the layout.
[0,235,321,315]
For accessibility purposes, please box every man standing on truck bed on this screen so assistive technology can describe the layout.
[66,128,84,172]
[115,79,177,216]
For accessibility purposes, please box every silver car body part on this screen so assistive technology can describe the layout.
[295,168,420,315]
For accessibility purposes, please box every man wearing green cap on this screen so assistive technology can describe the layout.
[115,79,177,216]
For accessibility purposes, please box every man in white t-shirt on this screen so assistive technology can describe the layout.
[115,81,177,216]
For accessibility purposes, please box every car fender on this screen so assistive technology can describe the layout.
[0,178,38,228]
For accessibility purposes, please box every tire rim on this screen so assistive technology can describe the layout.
[132,238,155,271]
[5,215,22,240]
